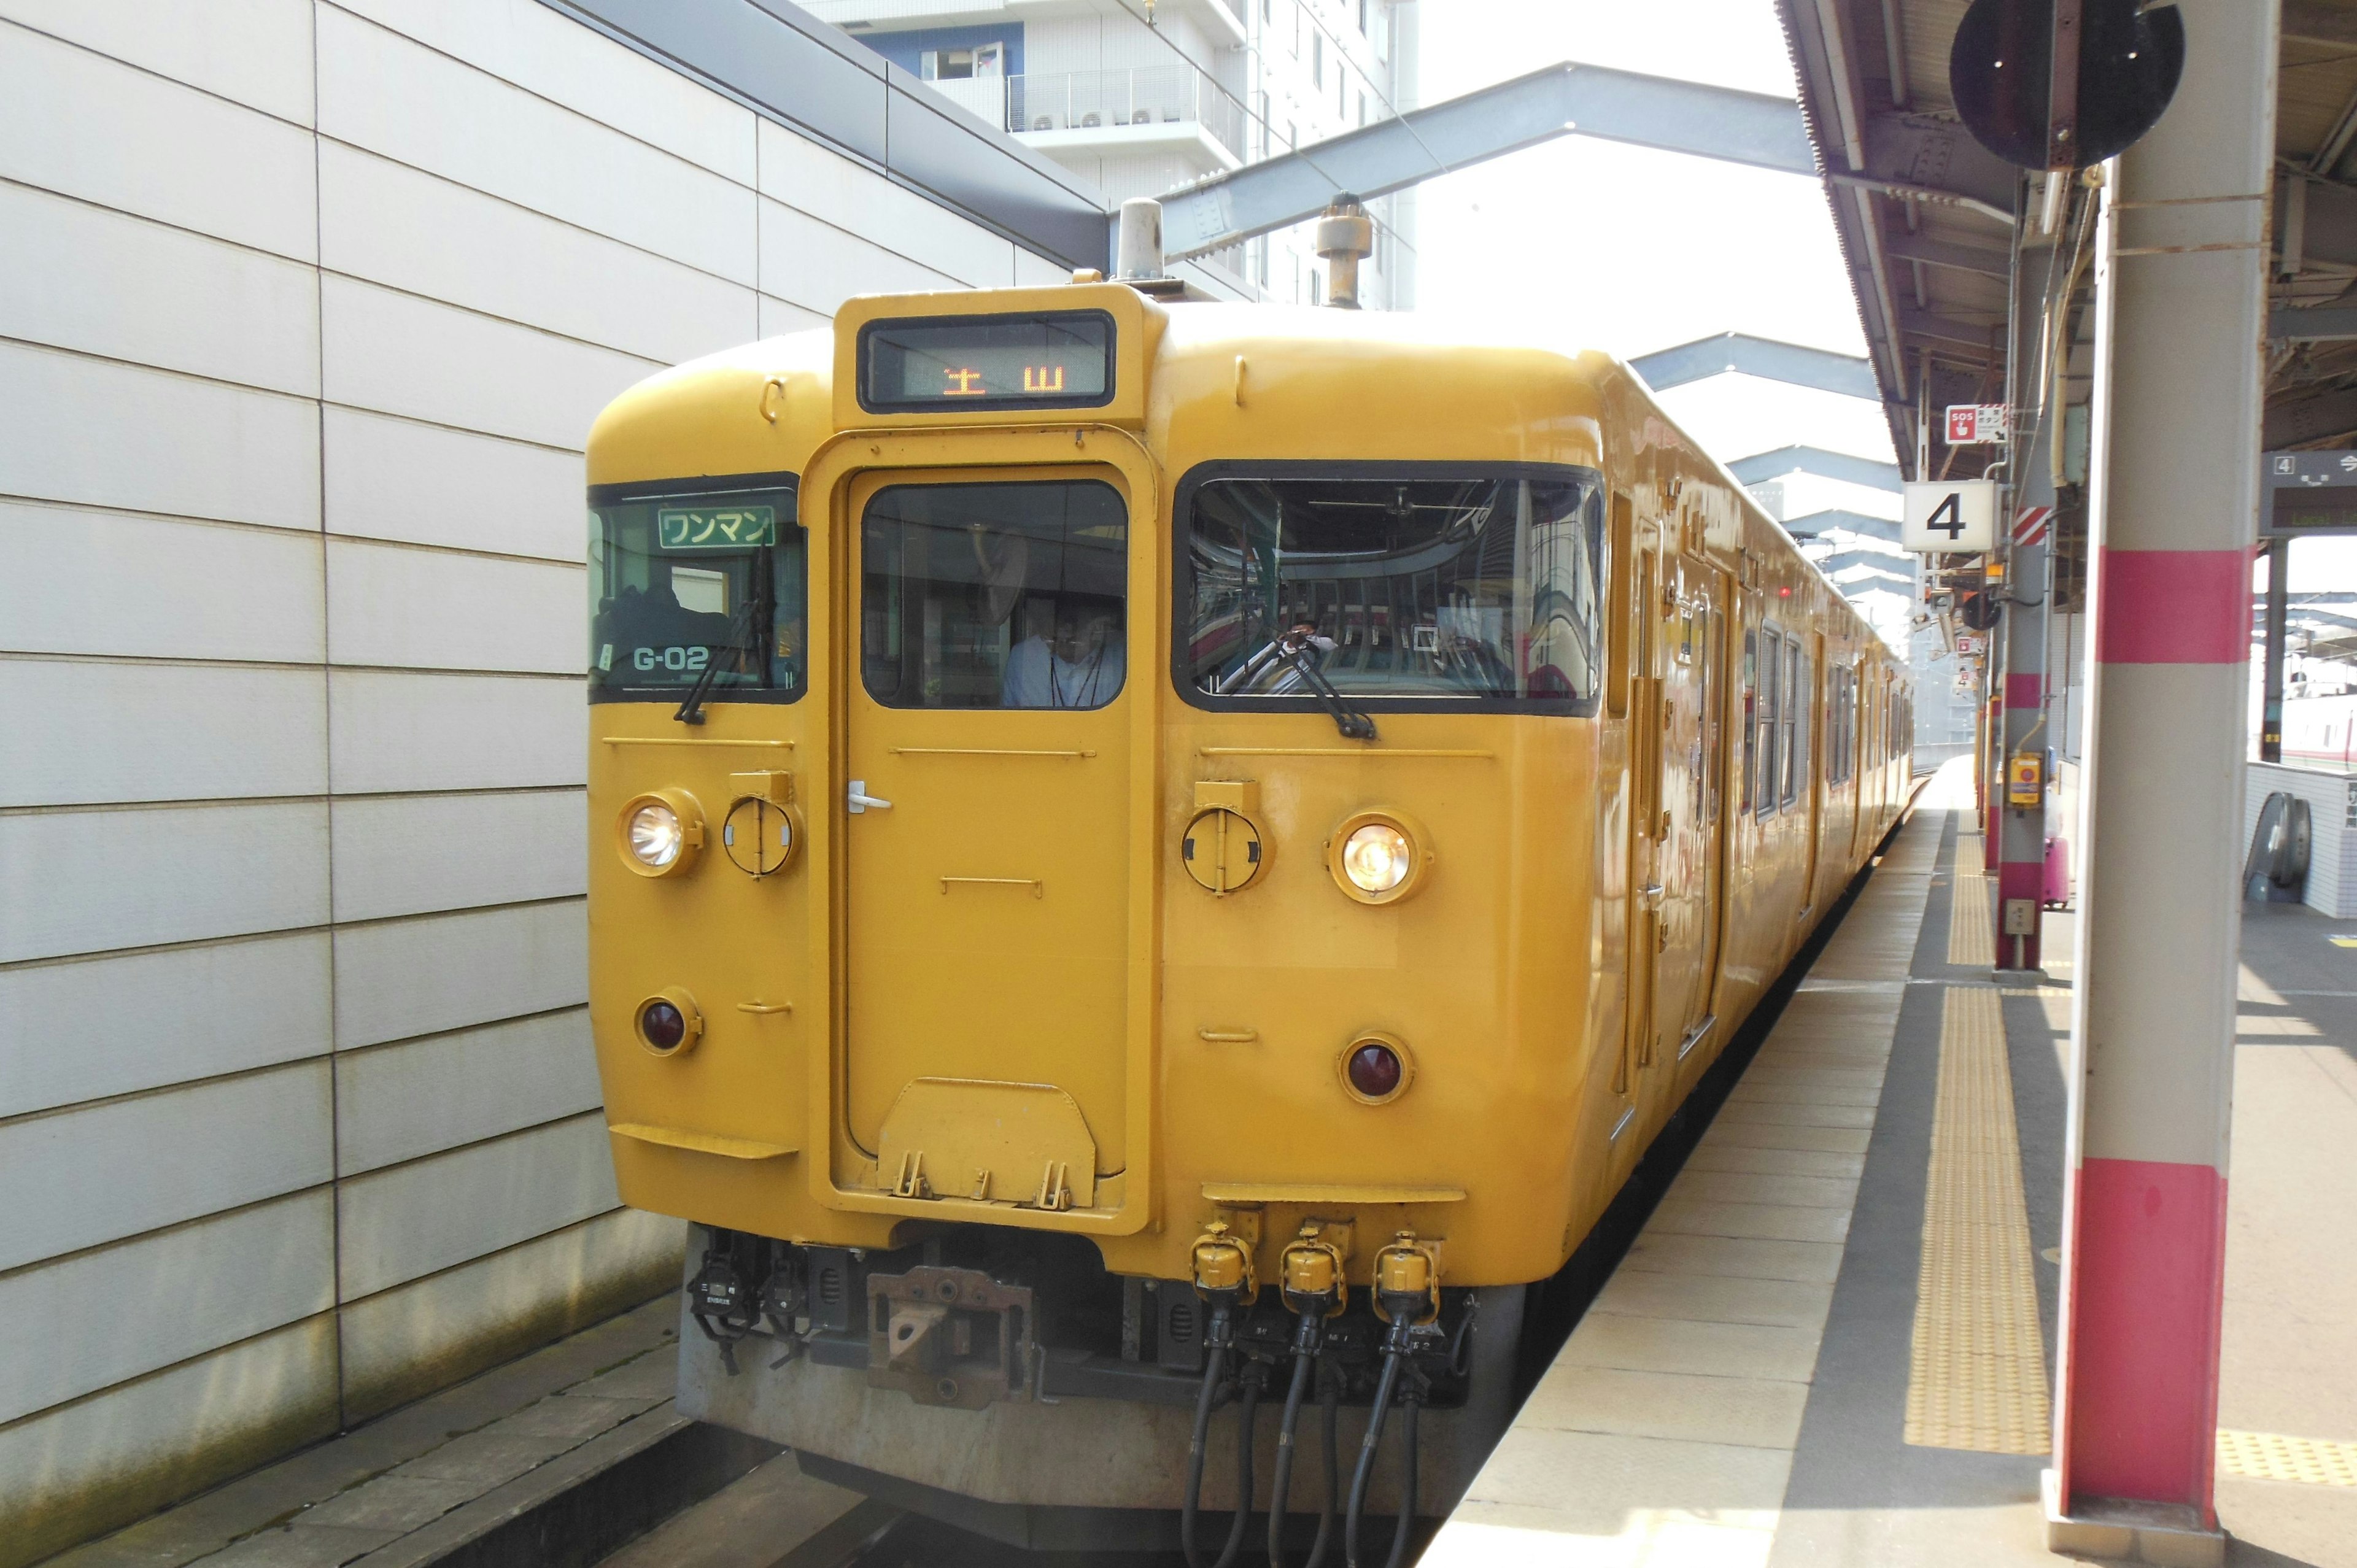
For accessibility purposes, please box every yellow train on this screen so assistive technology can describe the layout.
[584,272,1911,1555]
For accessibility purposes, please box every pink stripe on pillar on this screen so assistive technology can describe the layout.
[2007,673,2043,709]
[2096,549,2250,665]
[2062,1157,2228,1520]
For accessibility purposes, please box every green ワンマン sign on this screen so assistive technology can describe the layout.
[658,505,776,549]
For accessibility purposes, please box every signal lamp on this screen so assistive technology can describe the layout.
[637,989,703,1056]
[1325,810,1431,905]
[617,790,705,877]
[1338,1033,1413,1105]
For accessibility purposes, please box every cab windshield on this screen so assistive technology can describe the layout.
[1180,471,1604,712]
[589,482,805,702]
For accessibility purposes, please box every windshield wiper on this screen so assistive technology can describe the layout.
[1282,646,1379,741]
[674,600,761,726]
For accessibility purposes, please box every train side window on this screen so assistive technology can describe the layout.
[1781,639,1804,809]
[1740,628,1757,816]
[1604,493,1633,718]
[861,479,1128,709]
[1755,626,1780,818]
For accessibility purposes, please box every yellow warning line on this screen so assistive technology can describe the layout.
[2219,1428,2357,1486]
[1905,986,2051,1453]
[1948,837,1994,968]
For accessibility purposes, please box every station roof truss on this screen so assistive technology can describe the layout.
[1779,0,2357,470]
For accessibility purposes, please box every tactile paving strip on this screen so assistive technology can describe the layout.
[1904,984,2051,1453]
[1947,836,1994,968]
[2218,1427,2357,1486]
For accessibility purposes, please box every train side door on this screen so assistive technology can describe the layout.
[1654,560,1726,1072]
[1620,538,1662,1104]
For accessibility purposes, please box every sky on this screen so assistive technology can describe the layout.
[1406,0,1898,474]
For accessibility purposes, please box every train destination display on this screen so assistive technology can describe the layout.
[859,311,1115,412]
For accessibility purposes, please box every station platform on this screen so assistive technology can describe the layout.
[1425,761,2357,1568]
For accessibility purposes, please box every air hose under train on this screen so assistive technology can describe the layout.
[1270,1222,1347,1568]
[1182,1223,1261,1568]
[1180,1304,1264,1568]
[1343,1235,1451,1568]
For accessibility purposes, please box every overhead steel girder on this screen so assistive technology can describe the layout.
[2266,387,2357,449]
[1881,233,2013,278]
[1785,508,1902,539]
[1842,112,2021,228]
[1630,333,1881,400]
[1729,446,1902,492]
[1156,61,1815,259]
[2274,304,2357,341]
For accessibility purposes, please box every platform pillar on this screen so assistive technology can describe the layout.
[2053,0,2275,1556]
[1998,242,2057,971]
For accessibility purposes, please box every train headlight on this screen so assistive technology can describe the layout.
[1342,825,1411,892]
[617,790,705,877]
[630,804,683,866]
[1326,811,1431,905]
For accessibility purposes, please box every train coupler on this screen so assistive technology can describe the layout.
[864,1264,1038,1410]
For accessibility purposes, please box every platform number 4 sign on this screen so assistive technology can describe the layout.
[1900,480,1997,554]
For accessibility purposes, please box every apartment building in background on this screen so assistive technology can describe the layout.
[811,0,1422,307]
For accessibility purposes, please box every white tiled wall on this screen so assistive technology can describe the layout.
[0,0,1075,1558]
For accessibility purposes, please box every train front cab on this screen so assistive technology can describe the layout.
[582,280,1910,1539]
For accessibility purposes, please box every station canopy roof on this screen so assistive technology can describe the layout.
[1779,0,2357,469]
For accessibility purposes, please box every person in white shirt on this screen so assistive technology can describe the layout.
[1002,598,1124,708]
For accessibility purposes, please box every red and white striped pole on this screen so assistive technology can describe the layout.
[2052,0,2275,1554]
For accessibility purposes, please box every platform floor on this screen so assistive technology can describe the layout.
[1425,762,2357,1568]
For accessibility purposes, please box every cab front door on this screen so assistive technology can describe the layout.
[840,466,1137,1211]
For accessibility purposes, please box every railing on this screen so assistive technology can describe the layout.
[925,74,1007,129]
[1006,66,1245,161]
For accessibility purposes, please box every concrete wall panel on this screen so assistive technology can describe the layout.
[759,295,832,340]
[0,502,324,664]
[0,184,320,398]
[336,1010,599,1176]
[754,119,1015,287]
[759,198,959,317]
[0,660,327,808]
[329,670,584,795]
[319,143,756,366]
[323,407,585,563]
[0,0,317,124]
[333,900,587,1049]
[316,7,755,284]
[0,1062,333,1273]
[0,933,332,1121]
[335,0,755,184]
[0,21,317,261]
[335,1112,618,1299]
[328,789,587,923]
[0,1191,335,1427]
[0,349,321,531]
[336,1205,681,1422]
[320,276,656,452]
[0,801,330,965]
[0,1317,339,1568]
[325,538,582,675]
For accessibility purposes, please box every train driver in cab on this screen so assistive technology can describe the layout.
[1001,594,1124,709]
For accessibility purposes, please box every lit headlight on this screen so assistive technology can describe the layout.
[616,789,703,877]
[1341,824,1412,893]
[628,803,683,868]
[1326,810,1431,905]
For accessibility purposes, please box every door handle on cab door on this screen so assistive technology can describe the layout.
[847,780,893,814]
[1640,883,1666,908]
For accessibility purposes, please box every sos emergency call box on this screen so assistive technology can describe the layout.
[2007,752,2043,808]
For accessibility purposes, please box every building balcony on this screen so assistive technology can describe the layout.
[1004,66,1246,168]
